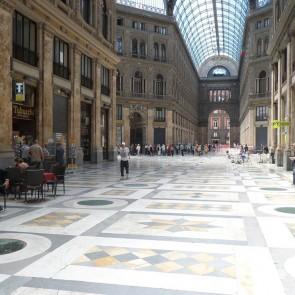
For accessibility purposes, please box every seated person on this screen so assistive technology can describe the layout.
[15,158,29,170]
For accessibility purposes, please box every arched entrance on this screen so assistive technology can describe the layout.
[130,112,144,146]
[208,110,230,147]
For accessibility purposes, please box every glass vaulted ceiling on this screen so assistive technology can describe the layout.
[174,0,249,67]
[116,0,166,15]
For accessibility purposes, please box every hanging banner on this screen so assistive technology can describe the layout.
[272,120,290,128]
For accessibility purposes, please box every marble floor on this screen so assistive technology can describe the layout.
[1,153,295,295]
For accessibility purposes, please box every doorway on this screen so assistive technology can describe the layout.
[130,112,144,146]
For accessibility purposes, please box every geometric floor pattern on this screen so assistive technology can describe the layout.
[72,245,236,278]
[1,152,295,294]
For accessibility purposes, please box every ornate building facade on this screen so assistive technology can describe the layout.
[269,0,295,170]
[0,0,119,168]
[115,3,199,147]
[208,110,230,145]
[239,0,273,150]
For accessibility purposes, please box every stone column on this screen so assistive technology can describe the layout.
[166,110,173,144]
[283,40,293,170]
[276,55,283,166]
[108,69,117,160]
[270,64,275,148]
[123,106,130,145]
[147,108,154,145]
[42,29,54,144]
[0,6,14,168]
[290,35,295,149]
[69,46,82,164]
[93,61,102,162]
[37,23,44,144]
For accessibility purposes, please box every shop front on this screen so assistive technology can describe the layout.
[12,81,37,151]
[53,92,69,158]
[81,101,92,161]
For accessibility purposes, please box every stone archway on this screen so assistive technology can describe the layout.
[198,78,240,146]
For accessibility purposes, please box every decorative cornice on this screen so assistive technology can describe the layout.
[0,0,15,12]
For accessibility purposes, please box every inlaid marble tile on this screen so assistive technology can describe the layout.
[151,190,240,202]
[23,212,88,228]
[123,199,254,217]
[11,287,103,295]
[103,213,247,241]
[72,245,236,278]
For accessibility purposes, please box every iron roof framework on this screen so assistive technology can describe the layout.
[174,0,249,68]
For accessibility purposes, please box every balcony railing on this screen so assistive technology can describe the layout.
[249,92,271,99]
[154,118,166,122]
[256,116,268,122]
[117,91,171,100]
[13,44,37,66]
[81,76,93,89]
[53,63,70,80]
[101,85,110,96]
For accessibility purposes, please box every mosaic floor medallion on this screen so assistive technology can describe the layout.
[275,207,295,214]
[0,239,26,255]
[77,200,114,206]
[0,233,51,264]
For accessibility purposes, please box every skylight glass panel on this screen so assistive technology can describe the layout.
[116,0,166,14]
[256,0,271,8]
[174,0,249,68]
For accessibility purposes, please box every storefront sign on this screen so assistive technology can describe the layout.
[15,82,25,102]
[272,120,290,128]
[12,104,34,120]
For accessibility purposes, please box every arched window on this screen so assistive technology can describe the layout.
[102,0,108,39]
[161,44,166,62]
[154,43,159,60]
[115,36,123,55]
[257,39,262,56]
[81,0,92,24]
[153,74,166,96]
[132,71,145,95]
[116,70,123,95]
[256,70,268,94]
[264,37,269,55]
[207,66,230,77]
[132,39,138,57]
[139,41,146,58]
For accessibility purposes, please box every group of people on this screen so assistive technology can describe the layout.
[128,143,218,157]
[117,142,218,180]
[16,139,65,168]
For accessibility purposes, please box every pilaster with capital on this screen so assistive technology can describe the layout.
[108,69,117,159]
[0,6,14,168]
[94,61,102,161]
[42,29,54,143]
[69,46,81,146]
[147,108,154,145]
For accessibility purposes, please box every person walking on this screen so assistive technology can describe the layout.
[56,142,65,166]
[29,139,44,168]
[119,142,130,180]
[136,144,141,156]
[180,144,184,156]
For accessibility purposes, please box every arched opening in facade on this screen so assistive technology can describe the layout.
[208,109,230,146]
[207,66,231,78]
[130,112,145,147]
